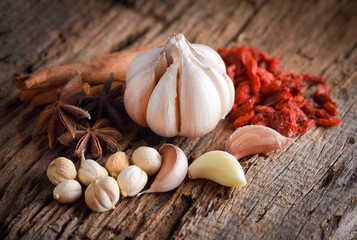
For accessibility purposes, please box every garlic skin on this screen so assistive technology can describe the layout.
[105,151,130,179]
[117,166,148,197]
[78,151,108,186]
[226,125,294,160]
[132,146,162,175]
[47,157,77,185]
[53,180,82,204]
[139,144,188,195]
[188,151,246,187]
[85,176,120,212]
[124,33,234,137]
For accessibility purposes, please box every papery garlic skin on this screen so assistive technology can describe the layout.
[132,147,162,176]
[124,33,234,137]
[117,166,148,197]
[105,151,130,179]
[139,144,188,195]
[47,157,77,185]
[226,125,294,160]
[53,180,82,204]
[85,176,120,212]
[78,152,108,186]
[188,151,246,187]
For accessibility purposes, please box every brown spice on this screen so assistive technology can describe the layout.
[15,46,152,90]
[32,73,91,148]
[81,73,127,130]
[58,119,122,158]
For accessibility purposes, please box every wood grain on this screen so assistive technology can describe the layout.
[0,0,356,239]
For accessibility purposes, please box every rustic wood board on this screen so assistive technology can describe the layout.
[0,0,356,239]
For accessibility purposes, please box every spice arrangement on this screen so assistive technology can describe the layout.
[14,33,342,213]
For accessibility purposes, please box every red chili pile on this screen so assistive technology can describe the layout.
[218,45,341,138]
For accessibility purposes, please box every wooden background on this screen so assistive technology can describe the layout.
[0,0,356,239]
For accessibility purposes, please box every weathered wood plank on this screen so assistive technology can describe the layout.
[0,0,356,239]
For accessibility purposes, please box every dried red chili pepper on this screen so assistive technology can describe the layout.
[297,119,316,134]
[315,85,329,96]
[232,111,255,129]
[251,113,269,126]
[268,55,280,75]
[314,108,331,119]
[255,105,275,114]
[299,73,326,84]
[229,98,255,120]
[235,81,252,105]
[261,80,281,95]
[314,93,332,107]
[317,118,341,127]
[323,101,338,116]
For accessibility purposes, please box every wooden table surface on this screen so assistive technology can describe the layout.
[1,0,356,239]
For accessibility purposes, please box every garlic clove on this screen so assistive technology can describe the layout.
[126,47,162,84]
[188,151,246,187]
[132,146,162,176]
[53,180,82,204]
[47,157,77,185]
[117,166,148,197]
[105,151,130,179]
[191,43,226,75]
[201,66,233,117]
[179,55,221,137]
[226,125,294,160]
[146,61,180,137]
[78,151,108,186]
[85,176,120,212]
[124,70,157,126]
[223,73,235,115]
[139,144,188,195]
[125,46,168,126]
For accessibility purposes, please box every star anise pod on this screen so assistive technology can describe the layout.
[81,73,127,130]
[58,119,122,158]
[32,73,91,148]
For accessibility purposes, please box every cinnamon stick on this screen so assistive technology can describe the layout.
[20,87,53,100]
[30,81,123,106]
[15,46,153,90]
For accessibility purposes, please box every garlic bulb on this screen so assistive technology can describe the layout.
[226,125,294,160]
[132,146,162,175]
[78,151,108,186]
[188,151,246,187]
[105,151,130,179]
[117,166,148,197]
[139,144,188,195]
[53,180,82,204]
[85,176,120,212]
[124,33,234,137]
[47,157,77,185]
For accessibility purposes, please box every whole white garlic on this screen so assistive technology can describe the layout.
[53,180,82,204]
[105,151,130,179]
[47,157,77,185]
[132,146,162,175]
[124,33,234,137]
[78,151,108,186]
[117,166,148,197]
[85,176,120,212]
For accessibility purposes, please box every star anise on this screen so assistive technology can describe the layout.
[58,119,122,158]
[81,73,127,130]
[32,73,91,148]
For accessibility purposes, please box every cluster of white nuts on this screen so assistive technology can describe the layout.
[47,146,166,212]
